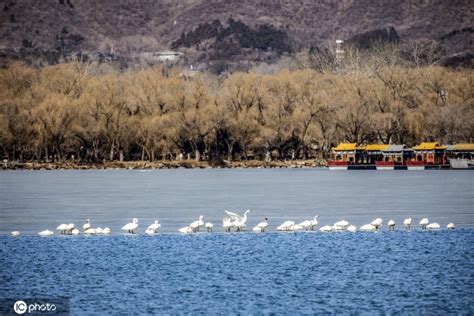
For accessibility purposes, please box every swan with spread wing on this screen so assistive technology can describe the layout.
[224,209,251,231]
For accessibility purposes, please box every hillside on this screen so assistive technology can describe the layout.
[0,0,472,71]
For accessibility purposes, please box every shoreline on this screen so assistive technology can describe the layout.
[2,160,472,171]
[1,159,325,170]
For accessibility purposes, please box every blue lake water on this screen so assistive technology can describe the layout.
[0,231,473,314]
[0,169,473,233]
[0,169,473,314]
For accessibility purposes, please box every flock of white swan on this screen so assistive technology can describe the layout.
[7,209,456,237]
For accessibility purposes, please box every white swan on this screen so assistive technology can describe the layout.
[308,215,319,230]
[95,227,103,234]
[102,227,111,234]
[11,231,20,237]
[66,223,75,234]
[292,223,304,231]
[334,220,349,230]
[121,218,139,234]
[179,226,193,234]
[223,218,234,232]
[224,209,250,231]
[85,228,97,235]
[190,215,204,232]
[403,217,412,230]
[38,229,54,236]
[205,222,214,232]
[360,224,376,231]
[83,219,91,231]
[426,223,440,230]
[347,225,357,232]
[56,223,68,234]
[147,220,161,233]
[447,223,455,230]
[234,222,246,231]
[233,210,251,231]
[277,220,295,231]
[319,225,333,232]
[145,228,156,235]
[419,218,429,230]
[332,224,345,231]
[299,215,319,231]
[387,219,395,231]
[253,217,269,232]
[224,210,244,222]
[298,219,312,230]
[71,228,80,235]
[370,218,383,230]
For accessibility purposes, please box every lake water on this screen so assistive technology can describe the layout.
[0,169,473,233]
[0,169,473,314]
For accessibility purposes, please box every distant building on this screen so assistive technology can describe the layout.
[445,144,474,159]
[141,51,183,63]
[376,144,413,169]
[335,39,344,63]
[412,142,447,165]
[445,143,474,169]
[381,144,412,164]
[359,144,388,164]
[331,143,358,161]
[328,141,473,170]
[156,51,183,62]
[179,65,199,79]
[327,143,359,170]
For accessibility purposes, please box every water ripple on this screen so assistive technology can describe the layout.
[0,231,473,314]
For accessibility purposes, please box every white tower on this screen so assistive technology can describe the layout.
[335,39,344,63]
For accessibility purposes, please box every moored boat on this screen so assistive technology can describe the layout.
[406,161,425,170]
[327,160,349,170]
[449,158,473,169]
[327,142,474,170]
[375,161,395,170]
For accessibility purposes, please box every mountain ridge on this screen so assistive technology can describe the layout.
[0,0,472,70]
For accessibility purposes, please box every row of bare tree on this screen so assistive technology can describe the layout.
[0,62,472,163]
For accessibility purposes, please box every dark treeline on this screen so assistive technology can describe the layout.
[0,55,473,164]
[172,18,291,54]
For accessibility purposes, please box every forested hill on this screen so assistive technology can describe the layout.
[0,0,472,71]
